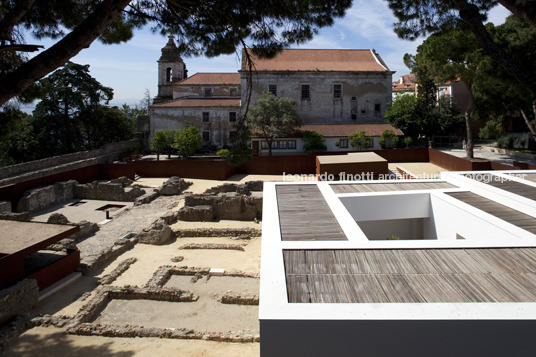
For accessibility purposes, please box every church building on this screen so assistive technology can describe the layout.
[149,36,400,153]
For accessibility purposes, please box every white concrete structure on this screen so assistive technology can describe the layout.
[261,170,536,356]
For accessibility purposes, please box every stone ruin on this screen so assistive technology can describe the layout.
[177,180,263,222]
[3,176,193,219]
[177,193,262,222]
[46,213,99,243]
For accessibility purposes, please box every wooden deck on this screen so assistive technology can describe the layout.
[464,173,536,201]
[521,173,536,183]
[446,191,536,234]
[276,185,347,241]
[284,248,536,303]
[331,181,457,194]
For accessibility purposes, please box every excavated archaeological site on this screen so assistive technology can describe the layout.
[1,174,280,356]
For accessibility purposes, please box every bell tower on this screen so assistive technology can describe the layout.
[155,35,186,103]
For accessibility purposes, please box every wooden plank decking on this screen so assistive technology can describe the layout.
[276,185,347,241]
[464,173,536,201]
[446,191,536,234]
[330,181,457,194]
[284,248,536,303]
[521,173,536,183]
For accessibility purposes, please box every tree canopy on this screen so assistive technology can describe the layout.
[385,0,536,97]
[246,92,302,156]
[348,131,371,151]
[0,0,352,106]
[174,126,203,159]
[302,131,327,154]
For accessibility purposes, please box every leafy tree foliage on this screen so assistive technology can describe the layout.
[219,125,253,166]
[0,108,36,166]
[150,129,175,160]
[302,131,327,154]
[348,131,371,151]
[385,0,536,97]
[30,62,133,157]
[385,95,463,144]
[174,126,203,159]
[120,104,148,133]
[379,130,400,149]
[404,25,483,157]
[472,16,536,138]
[0,0,352,106]
[246,92,302,156]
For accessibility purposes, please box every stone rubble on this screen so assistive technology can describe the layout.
[98,258,138,285]
[220,291,259,306]
[159,176,192,196]
[136,219,173,245]
[179,243,246,251]
[174,227,261,239]
[178,193,262,221]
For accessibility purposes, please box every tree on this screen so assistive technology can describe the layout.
[120,104,148,133]
[385,0,536,98]
[174,126,203,159]
[302,131,327,154]
[379,130,400,149]
[472,16,536,138]
[29,62,134,156]
[150,130,175,160]
[406,26,482,158]
[0,107,36,166]
[246,92,302,156]
[348,131,371,151]
[0,0,352,106]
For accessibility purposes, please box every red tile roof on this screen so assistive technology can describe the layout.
[151,98,241,108]
[300,123,403,137]
[242,49,390,72]
[175,73,241,86]
[251,123,403,138]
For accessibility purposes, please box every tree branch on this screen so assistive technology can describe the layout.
[498,0,536,27]
[0,0,36,42]
[453,0,536,97]
[0,0,132,106]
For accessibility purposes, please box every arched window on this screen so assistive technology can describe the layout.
[166,67,172,82]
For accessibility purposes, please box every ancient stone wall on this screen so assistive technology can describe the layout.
[0,139,139,186]
[179,192,262,221]
[0,280,39,325]
[16,180,76,213]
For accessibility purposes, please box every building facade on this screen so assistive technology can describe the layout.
[149,37,396,152]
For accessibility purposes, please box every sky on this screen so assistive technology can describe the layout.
[25,0,511,109]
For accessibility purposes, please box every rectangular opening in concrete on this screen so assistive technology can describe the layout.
[95,204,125,212]
[357,218,429,240]
[92,299,259,332]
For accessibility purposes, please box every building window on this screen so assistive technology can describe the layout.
[333,84,342,99]
[374,103,381,114]
[301,84,310,100]
[271,141,278,149]
[202,112,210,122]
[261,141,268,149]
[351,96,357,101]
[288,140,296,149]
[339,139,348,148]
[351,113,357,120]
[202,131,210,142]
[279,140,287,149]
[204,88,212,97]
[368,139,374,148]
[229,112,237,122]
[268,84,277,97]
[230,87,237,96]
[361,109,367,114]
